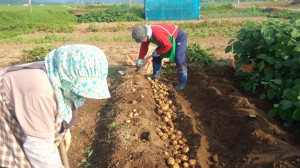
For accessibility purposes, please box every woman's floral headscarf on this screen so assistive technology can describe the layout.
[45,44,110,123]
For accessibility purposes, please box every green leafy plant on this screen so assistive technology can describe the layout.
[81,147,93,168]
[86,23,101,32]
[187,43,215,67]
[107,121,117,143]
[78,5,144,23]
[23,45,54,62]
[226,19,300,129]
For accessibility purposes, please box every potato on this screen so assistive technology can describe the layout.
[188,159,197,166]
[163,117,170,123]
[167,157,175,166]
[169,134,176,140]
[182,162,189,168]
[172,163,180,168]
[169,127,175,132]
[175,158,181,164]
[171,140,178,146]
[178,140,184,145]
[162,104,170,111]
[174,145,180,150]
[182,146,189,153]
[128,112,133,118]
[180,154,189,161]
[157,110,163,115]
[176,131,183,136]
[161,135,168,141]
[165,112,172,119]
[163,151,170,156]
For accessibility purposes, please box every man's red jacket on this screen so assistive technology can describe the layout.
[138,24,179,59]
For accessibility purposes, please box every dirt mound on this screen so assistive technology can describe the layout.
[68,65,300,168]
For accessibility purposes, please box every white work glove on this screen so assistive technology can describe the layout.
[64,129,71,152]
[136,59,143,67]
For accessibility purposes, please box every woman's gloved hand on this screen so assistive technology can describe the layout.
[136,59,143,67]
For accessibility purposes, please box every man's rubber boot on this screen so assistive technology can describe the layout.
[175,67,187,91]
[152,63,162,79]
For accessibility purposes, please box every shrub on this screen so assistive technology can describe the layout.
[226,19,300,129]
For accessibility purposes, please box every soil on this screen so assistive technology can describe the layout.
[69,65,300,168]
[0,17,300,168]
[262,8,282,13]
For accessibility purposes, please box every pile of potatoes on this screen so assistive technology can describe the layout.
[148,77,197,168]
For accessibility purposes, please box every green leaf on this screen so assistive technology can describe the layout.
[274,63,282,69]
[269,82,279,90]
[227,39,235,45]
[236,29,246,39]
[260,93,267,100]
[242,82,253,91]
[268,108,278,118]
[266,38,274,46]
[293,44,300,52]
[225,45,232,53]
[267,89,276,99]
[293,79,300,85]
[266,57,276,64]
[233,42,242,53]
[258,61,265,72]
[280,100,293,110]
[291,28,300,38]
[270,79,282,85]
[285,79,293,88]
[264,68,273,81]
[258,54,267,60]
[253,31,261,40]
[282,89,297,100]
[292,108,300,120]
[279,109,289,120]
[263,28,273,38]
[294,102,300,108]
[88,150,93,158]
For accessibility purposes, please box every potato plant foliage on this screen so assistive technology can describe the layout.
[187,43,215,67]
[23,45,54,62]
[78,5,144,23]
[226,19,300,128]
